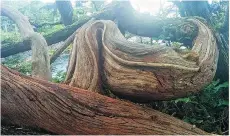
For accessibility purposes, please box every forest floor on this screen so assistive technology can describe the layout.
[1,122,54,135]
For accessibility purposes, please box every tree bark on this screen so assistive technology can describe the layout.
[50,18,96,64]
[1,5,51,81]
[65,18,218,101]
[1,65,208,135]
[55,1,73,26]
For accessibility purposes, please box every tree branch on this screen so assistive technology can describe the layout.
[1,5,51,80]
[1,1,198,57]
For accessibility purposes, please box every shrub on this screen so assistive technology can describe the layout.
[52,70,66,83]
[149,80,229,134]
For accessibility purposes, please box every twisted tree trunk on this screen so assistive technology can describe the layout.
[1,65,208,135]
[66,18,218,101]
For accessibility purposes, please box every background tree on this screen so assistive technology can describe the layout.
[55,0,73,26]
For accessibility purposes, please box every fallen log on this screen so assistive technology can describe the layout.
[1,65,208,135]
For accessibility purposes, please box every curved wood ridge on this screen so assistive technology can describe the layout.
[66,18,218,100]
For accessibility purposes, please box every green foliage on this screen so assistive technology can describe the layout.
[171,42,183,48]
[62,43,73,54]
[197,80,228,108]
[48,49,55,56]
[73,1,102,22]
[1,31,22,45]
[1,16,22,45]
[2,55,32,75]
[66,43,72,51]
[1,1,61,46]
[210,4,226,30]
[19,1,61,27]
[52,70,66,83]
[2,54,67,84]
[174,97,192,103]
[150,80,229,134]
[38,24,65,36]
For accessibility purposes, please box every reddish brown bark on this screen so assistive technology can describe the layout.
[1,65,208,135]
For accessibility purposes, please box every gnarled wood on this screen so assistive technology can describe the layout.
[1,65,208,135]
[1,5,51,81]
[66,18,218,101]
